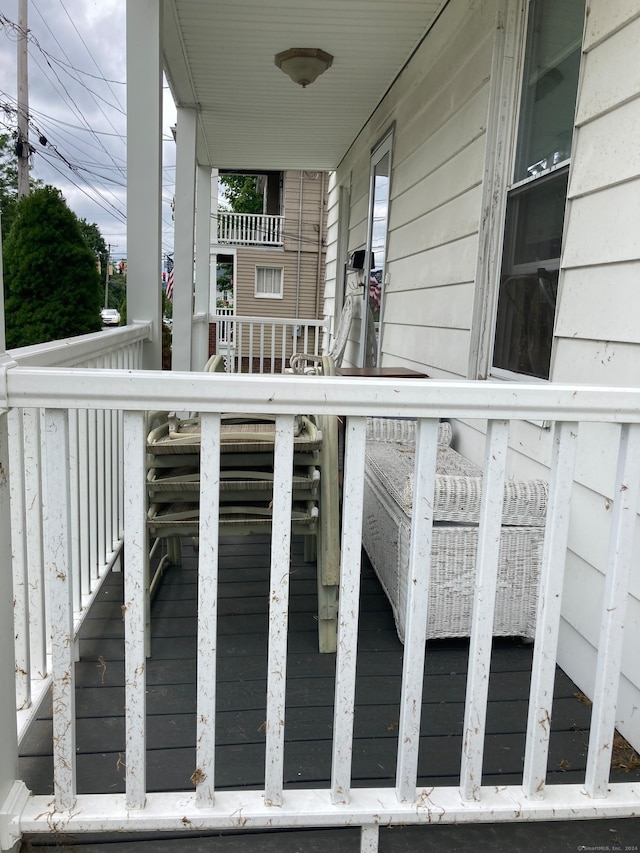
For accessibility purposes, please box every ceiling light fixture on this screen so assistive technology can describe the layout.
[275,48,333,88]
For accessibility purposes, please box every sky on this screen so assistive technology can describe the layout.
[0,0,177,262]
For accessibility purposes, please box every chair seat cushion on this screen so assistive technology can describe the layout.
[364,420,548,526]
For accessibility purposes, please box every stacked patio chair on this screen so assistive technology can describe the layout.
[145,358,341,653]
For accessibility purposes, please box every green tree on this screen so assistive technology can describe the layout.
[77,217,107,259]
[4,186,102,348]
[219,175,264,214]
[0,131,44,240]
[0,133,18,236]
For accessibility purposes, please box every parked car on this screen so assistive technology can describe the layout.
[101,308,121,326]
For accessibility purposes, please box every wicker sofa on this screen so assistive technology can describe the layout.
[362,419,548,642]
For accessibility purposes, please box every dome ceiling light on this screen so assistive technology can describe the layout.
[275,48,333,88]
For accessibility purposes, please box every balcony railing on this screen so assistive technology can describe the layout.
[2,332,640,850]
[212,313,328,373]
[216,212,284,246]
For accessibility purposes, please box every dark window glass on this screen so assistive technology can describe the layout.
[492,0,584,378]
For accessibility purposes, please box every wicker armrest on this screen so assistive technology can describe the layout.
[365,437,548,526]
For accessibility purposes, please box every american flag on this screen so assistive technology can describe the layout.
[369,277,381,312]
[166,256,174,301]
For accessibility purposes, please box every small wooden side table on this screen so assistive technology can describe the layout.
[336,366,429,379]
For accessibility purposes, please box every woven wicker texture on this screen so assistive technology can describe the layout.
[365,433,547,526]
[362,467,542,642]
[361,420,547,641]
[365,417,452,446]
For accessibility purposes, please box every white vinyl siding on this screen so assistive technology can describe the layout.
[550,0,640,751]
[327,0,497,375]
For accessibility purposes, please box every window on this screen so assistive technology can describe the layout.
[255,266,283,299]
[362,129,393,367]
[492,0,585,379]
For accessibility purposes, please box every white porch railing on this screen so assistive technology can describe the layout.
[1,367,640,851]
[5,324,151,744]
[212,313,328,373]
[216,212,284,246]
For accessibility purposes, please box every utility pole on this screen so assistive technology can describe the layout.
[104,243,111,308]
[17,0,30,198]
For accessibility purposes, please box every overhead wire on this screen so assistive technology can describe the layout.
[28,3,126,180]
[1,6,132,231]
[56,0,126,113]
[0,95,128,220]
[0,7,179,251]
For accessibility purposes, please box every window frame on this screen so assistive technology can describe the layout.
[485,0,584,383]
[254,265,284,300]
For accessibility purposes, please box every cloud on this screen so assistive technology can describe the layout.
[0,0,176,259]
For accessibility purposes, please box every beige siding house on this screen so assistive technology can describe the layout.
[324,0,640,753]
[214,170,327,325]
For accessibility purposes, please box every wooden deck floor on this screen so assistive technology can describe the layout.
[18,536,640,850]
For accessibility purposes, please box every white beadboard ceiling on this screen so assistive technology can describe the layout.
[162,0,448,171]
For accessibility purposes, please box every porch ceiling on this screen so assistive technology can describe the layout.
[162,0,448,172]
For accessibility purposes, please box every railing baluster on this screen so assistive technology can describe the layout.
[67,410,82,611]
[96,409,106,575]
[87,409,98,582]
[195,413,221,807]
[270,323,276,373]
[331,416,366,804]
[259,323,265,374]
[459,419,509,801]
[8,408,30,709]
[361,824,380,853]
[123,410,147,809]
[78,408,91,593]
[264,414,294,806]
[281,324,287,371]
[584,422,640,798]
[104,408,114,557]
[43,408,76,811]
[522,420,578,797]
[395,418,439,802]
[111,409,120,550]
[23,408,47,679]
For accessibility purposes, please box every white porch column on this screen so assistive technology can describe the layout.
[172,106,197,372]
[126,0,163,370]
[209,168,220,316]
[0,219,25,853]
[192,164,212,371]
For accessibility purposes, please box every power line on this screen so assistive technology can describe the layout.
[56,0,126,113]
[27,30,126,182]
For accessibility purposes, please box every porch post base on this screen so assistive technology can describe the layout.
[0,780,30,852]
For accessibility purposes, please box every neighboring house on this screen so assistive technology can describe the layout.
[323,0,640,752]
[210,170,329,364]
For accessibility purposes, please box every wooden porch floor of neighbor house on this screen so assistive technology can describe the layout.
[18,536,640,852]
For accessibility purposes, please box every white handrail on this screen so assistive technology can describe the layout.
[9,322,151,369]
